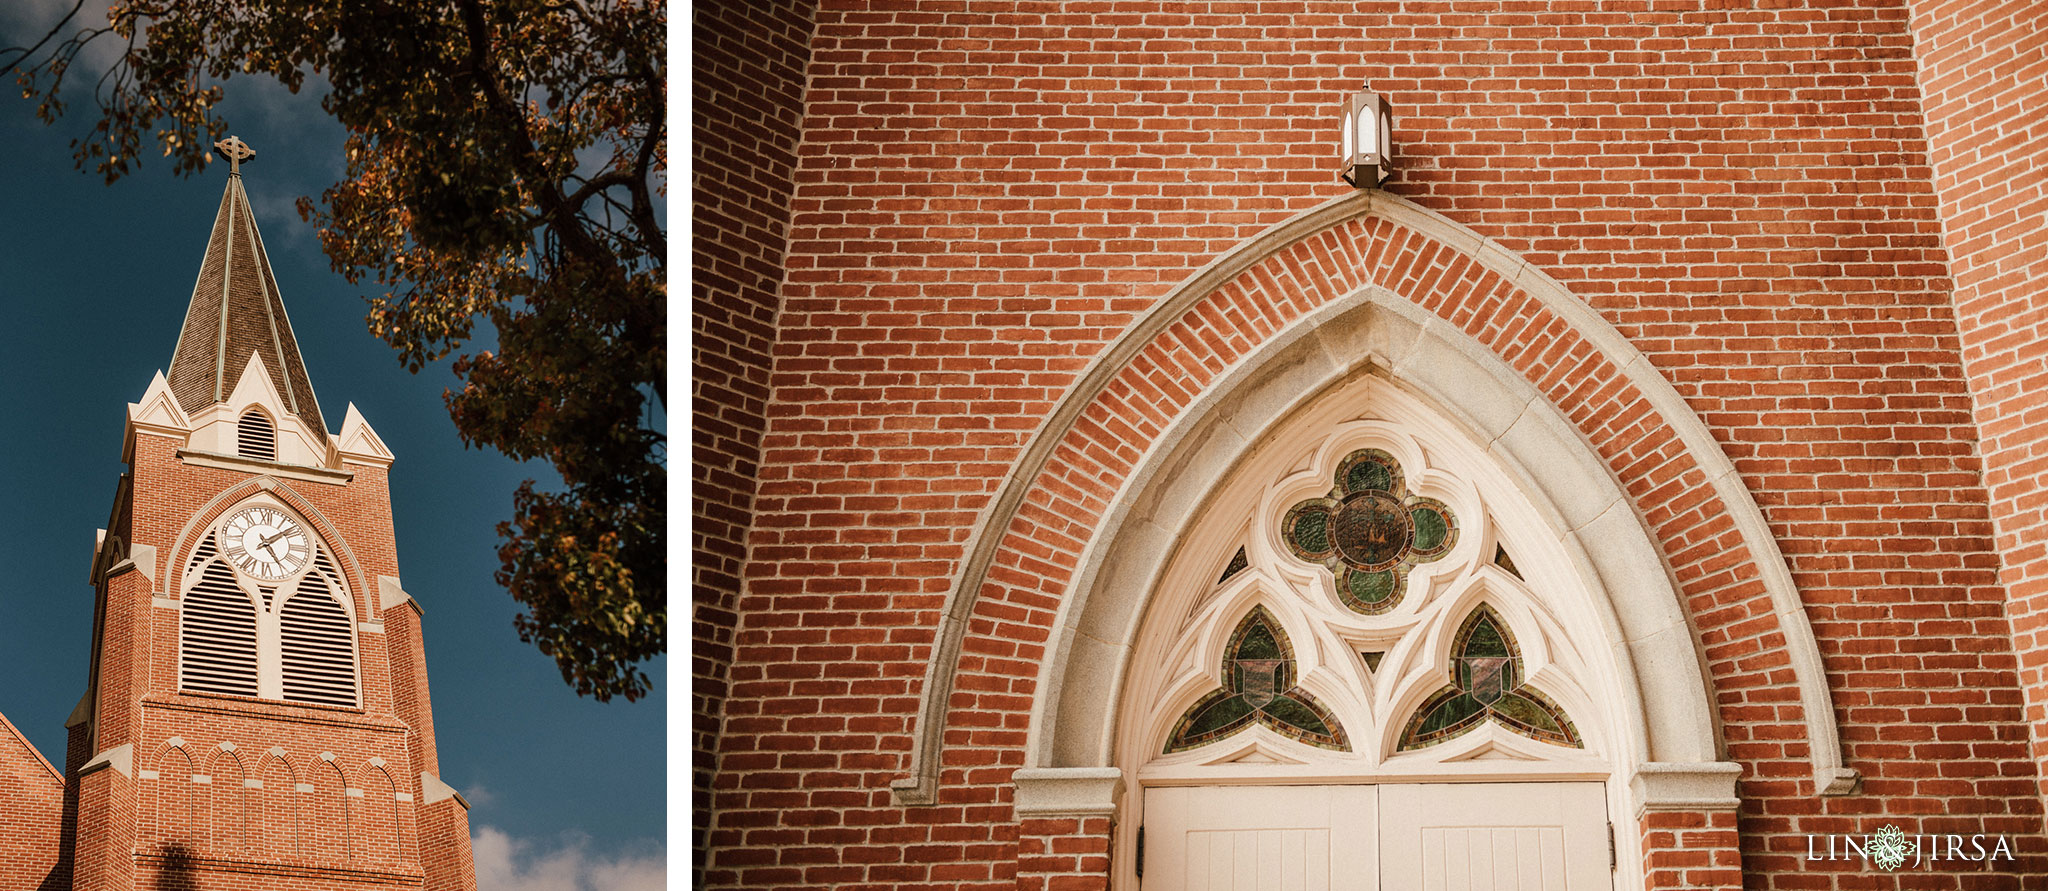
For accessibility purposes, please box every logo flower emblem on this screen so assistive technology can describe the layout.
[1868,823,1914,872]
[1282,449,1457,614]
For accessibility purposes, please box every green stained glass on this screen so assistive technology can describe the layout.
[1281,450,1457,615]
[1166,607,1348,753]
[1493,544,1523,579]
[1397,604,1583,751]
[1181,692,1253,739]
[1462,612,1510,658]
[1235,620,1282,660]
[1493,693,1561,734]
[1343,568,1397,612]
[1337,449,1403,495]
[1290,508,1332,556]
[1262,696,1333,737]
[1347,460,1392,493]
[1412,507,1448,551]
[1416,691,1485,737]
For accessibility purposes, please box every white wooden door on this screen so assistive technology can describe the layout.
[1378,783,1609,891]
[1142,783,1608,891]
[1142,785,1378,891]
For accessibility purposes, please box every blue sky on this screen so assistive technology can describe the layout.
[0,28,667,890]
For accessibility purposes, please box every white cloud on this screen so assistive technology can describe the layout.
[471,826,665,891]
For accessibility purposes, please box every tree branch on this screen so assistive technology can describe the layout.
[0,0,87,75]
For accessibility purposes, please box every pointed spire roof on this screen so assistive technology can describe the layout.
[164,136,328,445]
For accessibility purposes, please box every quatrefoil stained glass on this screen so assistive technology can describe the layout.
[1165,606,1348,753]
[1398,604,1581,751]
[1282,449,1457,614]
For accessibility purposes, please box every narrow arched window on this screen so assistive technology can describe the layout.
[237,409,276,461]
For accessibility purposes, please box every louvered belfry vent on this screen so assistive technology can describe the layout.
[280,574,358,707]
[238,410,276,461]
[181,560,259,697]
[185,532,219,577]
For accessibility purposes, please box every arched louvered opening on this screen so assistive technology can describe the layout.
[279,576,358,707]
[185,532,219,577]
[181,560,259,697]
[238,409,276,461]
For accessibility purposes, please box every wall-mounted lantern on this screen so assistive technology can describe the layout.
[1340,91,1394,187]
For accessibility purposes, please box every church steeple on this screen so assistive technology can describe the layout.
[164,136,328,445]
[72,134,474,891]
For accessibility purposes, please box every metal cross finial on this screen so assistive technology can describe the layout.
[214,136,256,175]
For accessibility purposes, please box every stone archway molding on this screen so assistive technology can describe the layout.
[893,190,1855,809]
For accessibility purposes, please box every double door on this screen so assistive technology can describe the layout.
[1141,782,1609,891]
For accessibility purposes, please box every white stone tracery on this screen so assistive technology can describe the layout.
[1123,397,1617,787]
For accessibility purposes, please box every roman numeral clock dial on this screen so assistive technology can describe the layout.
[219,507,310,580]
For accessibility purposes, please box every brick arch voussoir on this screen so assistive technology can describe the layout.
[896,190,1851,808]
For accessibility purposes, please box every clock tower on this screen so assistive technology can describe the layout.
[61,137,478,890]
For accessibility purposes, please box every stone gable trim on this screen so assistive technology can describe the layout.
[78,742,132,779]
[421,771,471,810]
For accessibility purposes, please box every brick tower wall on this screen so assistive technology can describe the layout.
[63,430,473,890]
[1899,0,2048,808]
[689,0,822,878]
[703,1,2048,888]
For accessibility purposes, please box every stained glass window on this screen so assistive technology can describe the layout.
[1397,604,1581,750]
[1218,546,1249,584]
[1493,544,1522,579]
[1281,449,1458,614]
[1165,607,1348,753]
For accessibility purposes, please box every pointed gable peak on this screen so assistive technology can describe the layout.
[163,137,328,445]
[128,369,191,432]
[337,402,395,466]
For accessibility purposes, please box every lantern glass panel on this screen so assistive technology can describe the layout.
[1355,106,1374,159]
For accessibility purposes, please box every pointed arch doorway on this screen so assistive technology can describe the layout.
[1121,373,1622,890]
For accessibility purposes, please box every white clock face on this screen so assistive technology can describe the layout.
[219,506,310,580]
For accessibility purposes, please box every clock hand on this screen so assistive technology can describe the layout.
[258,529,294,549]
